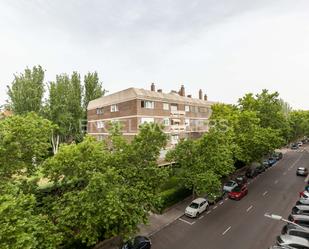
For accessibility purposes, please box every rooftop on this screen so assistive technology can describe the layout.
[88,86,216,110]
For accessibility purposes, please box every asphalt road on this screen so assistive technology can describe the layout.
[151,146,309,249]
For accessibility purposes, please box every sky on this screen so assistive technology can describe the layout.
[0,0,308,109]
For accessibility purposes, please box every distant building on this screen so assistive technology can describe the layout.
[87,84,215,146]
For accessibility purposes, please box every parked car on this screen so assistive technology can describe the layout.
[256,165,266,174]
[228,184,248,200]
[305,185,309,192]
[291,144,299,150]
[288,214,309,228]
[263,159,272,168]
[235,175,247,185]
[292,205,309,215]
[269,246,294,249]
[297,167,308,176]
[120,236,151,249]
[185,198,209,218]
[282,224,309,240]
[245,168,259,178]
[273,152,283,160]
[223,180,238,192]
[276,235,309,248]
[298,141,303,147]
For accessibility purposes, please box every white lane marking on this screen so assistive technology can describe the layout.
[305,175,309,183]
[213,206,218,209]
[222,226,231,235]
[274,180,279,184]
[179,218,195,225]
[283,172,287,175]
[246,205,253,212]
[206,211,211,214]
[263,191,268,196]
[198,215,204,220]
[219,201,224,205]
[225,198,228,201]
[248,182,250,185]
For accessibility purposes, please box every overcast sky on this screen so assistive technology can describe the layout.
[0,0,308,109]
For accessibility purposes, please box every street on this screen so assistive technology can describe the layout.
[151,146,309,249]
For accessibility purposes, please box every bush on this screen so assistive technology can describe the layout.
[155,187,191,213]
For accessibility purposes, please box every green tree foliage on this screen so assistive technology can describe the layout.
[166,128,234,196]
[7,65,45,114]
[83,72,105,110]
[288,110,309,141]
[0,184,61,249]
[39,124,168,247]
[47,72,83,142]
[238,89,290,140]
[0,113,55,179]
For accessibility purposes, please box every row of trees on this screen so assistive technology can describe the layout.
[167,90,309,197]
[7,65,105,143]
[1,66,309,248]
[0,113,169,248]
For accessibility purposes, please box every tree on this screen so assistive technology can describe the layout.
[0,183,61,249]
[40,124,168,247]
[167,127,234,196]
[7,66,45,115]
[46,72,84,143]
[238,89,290,140]
[84,72,105,110]
[0,113,55,179]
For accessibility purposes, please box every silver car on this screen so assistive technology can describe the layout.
[277,235,309,248]
[292,205,309,215]
[297,167,308,176]
[288,214,309,228]
[223,180,238,192]
[282,224,309,240]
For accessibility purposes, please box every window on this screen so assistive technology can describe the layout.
[111,104,118,112]
[163,103,169,110]
[141,100,154,109]
[190,106,198,113]
[199,107,207,113]
[97,135,104,141]
[171,134,179,145]
[171,104,178,111]
[185,105,190,112]
[96,108,103,115]
[97,121,104,129]
[163,118,170,126]
[185,119,190,126]
[141,117,154,124]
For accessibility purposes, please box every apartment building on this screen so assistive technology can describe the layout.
[87,84,215,146]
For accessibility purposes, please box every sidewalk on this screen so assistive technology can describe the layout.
[138,196,192,237]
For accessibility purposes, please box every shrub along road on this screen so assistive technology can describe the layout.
[150,146,309,249]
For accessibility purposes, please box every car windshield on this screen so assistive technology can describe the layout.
[189,202,199,209]
[233,186,242,192]
[226,181,235,186]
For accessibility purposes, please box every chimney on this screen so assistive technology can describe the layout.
[151,83,155,91]
[199,89,203,100]
[179,85,185,97]
[204,94,208,101]
[187,94,192,98]
[157,89,162,93]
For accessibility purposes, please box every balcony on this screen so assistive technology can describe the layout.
[170,124,186,131]
[170,110,185,116]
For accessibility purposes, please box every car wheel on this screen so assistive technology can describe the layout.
[196,212,200,218]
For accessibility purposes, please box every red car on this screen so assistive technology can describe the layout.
[228,185,248,200]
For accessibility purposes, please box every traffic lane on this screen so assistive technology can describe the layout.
[217,151,307,249]
[151,150,306,249]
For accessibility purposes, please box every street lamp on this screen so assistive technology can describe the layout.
[264,213,309,231]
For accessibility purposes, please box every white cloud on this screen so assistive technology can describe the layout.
[0,0,308,109]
